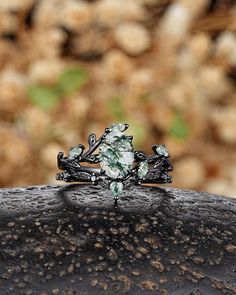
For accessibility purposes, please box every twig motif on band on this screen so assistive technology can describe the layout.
[56,123,173,198]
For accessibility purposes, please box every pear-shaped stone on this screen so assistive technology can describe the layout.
[110,181,124,197]
[154,144,169,157]
[68,146,83,160]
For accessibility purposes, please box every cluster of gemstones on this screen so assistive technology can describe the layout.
[56,123,172,198]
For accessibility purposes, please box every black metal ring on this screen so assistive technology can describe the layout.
[56,123,173,199]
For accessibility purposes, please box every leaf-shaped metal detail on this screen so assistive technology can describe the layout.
[134,151,147,161]
[56,123,173,198]
[84,155,100,163]
[88,133,96,148]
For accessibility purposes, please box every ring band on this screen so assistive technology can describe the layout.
[56,123,173,199]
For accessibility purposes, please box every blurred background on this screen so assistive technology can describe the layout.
[0,0,235,197]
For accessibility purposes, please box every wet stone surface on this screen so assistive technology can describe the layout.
[0,185,236,294]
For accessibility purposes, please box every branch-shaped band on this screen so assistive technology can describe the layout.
[56,123,173,199]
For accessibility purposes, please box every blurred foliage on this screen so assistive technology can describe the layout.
[27,66,88,110]
[169,112,189,140]
[0,0,236,197]
[58,67,88,95]
[107,98,146,147]
[28,85,60,110]
[107,97,125,120]
[126,120,147,148]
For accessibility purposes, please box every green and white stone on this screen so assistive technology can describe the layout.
[99,124,134,179]
[109,181,124,197]
[108,123,127,133]
[68,146,83,160]
[154,144,169,157]
[138,161,148,179]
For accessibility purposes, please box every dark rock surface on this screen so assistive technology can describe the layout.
[0,185,236,295]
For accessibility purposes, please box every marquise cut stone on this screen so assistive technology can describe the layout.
[155,144,169,157]
[138,161,148,179]
[68,146,83,160]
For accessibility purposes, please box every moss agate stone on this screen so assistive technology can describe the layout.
[138,161,148,179]
[99,124,134,179]
[154,144,169,157]
[109,181,124,197]
[68,146,83,160]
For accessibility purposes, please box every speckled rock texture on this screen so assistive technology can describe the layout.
[0,185,236,295]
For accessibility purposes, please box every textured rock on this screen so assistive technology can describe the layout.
[210,107,236,144]
[0,185,236,294]
[114,23,151,55]
[95,0,146,27]
[63,1,93,31]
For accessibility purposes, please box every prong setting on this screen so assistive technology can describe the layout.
[56,123,173,200]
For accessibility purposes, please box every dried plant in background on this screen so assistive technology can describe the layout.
[0,0,236,197]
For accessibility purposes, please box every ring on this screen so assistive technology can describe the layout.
[56,123,173,199]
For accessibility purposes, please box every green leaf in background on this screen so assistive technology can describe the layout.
[107,97,125,120]
[58,66,88,95]
[106,96,146,147]
[125,119,147,148]
[169,112,189,140]
[140,93,151,102]
[27,85,60,110]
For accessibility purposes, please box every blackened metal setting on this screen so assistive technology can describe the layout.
[56,123,173,198]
